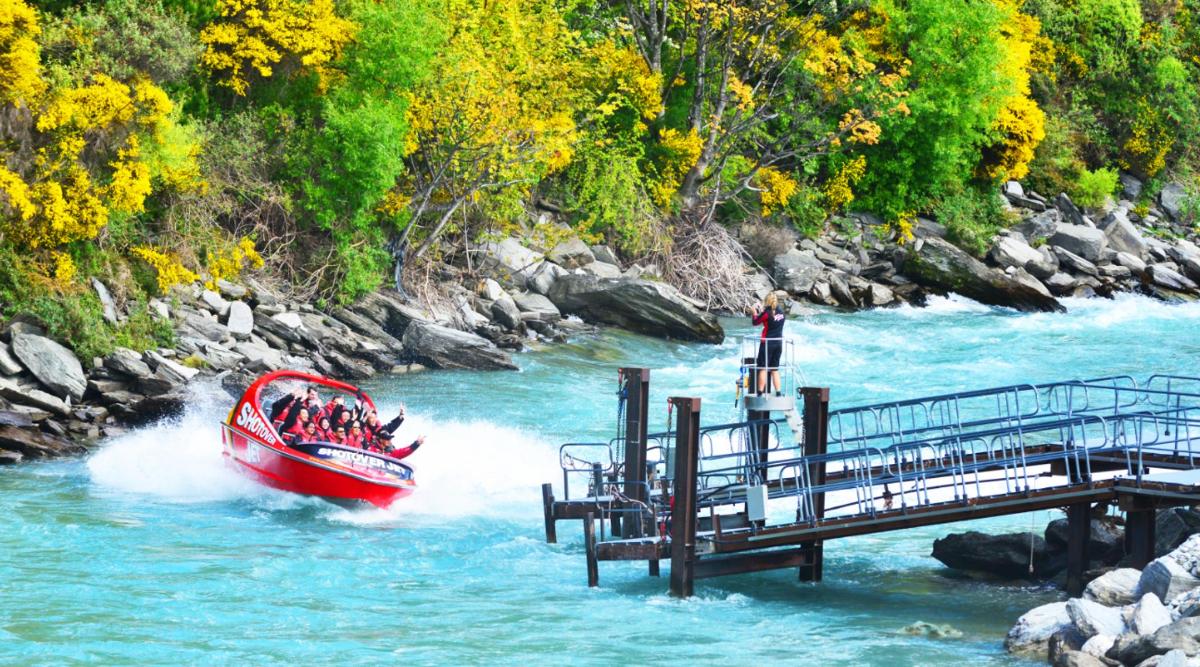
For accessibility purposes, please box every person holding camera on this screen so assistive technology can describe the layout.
[749,292,786,396]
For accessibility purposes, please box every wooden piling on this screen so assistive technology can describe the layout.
[541,483,557,543]
[798,387,830,582]
[1066,502,1092,596]
[620,368,651,536]
[669,396,701,598]
[584,512,599,587]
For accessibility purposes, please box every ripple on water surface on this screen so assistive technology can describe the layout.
[3,294,1198,664]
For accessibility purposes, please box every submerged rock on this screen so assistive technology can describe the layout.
[903,237,1064,313]
[548,274,724,343]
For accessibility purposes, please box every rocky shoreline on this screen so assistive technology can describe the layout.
[2,176,1198,464]
[930,508,1200,666]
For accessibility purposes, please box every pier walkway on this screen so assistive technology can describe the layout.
[541,364,1200,597]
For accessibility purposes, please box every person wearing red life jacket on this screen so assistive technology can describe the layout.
[315,416,333,442]
[300,421,319,443]
[344,422,366,449]
[379,432,426,460]
[328,426,347,445]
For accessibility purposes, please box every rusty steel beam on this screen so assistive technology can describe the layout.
[542,483,557,543]
[798,387,830,582]
[669,396,701,598]
[1066,502,1092,596]
[584,512,599,587]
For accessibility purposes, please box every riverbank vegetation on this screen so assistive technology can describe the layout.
[2,0,1199,354]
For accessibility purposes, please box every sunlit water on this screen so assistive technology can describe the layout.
[3,293,1200,665]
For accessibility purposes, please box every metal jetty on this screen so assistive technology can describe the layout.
[540,339,1200,597]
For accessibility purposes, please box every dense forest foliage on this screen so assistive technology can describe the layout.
[1,0,1198,356]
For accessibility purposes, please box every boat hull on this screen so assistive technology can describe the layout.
[223,426,415,508]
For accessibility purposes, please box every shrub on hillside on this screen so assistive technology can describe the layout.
[1071,167,1119,209]
[932,185,1013,257]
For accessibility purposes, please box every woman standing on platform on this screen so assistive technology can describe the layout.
[750,292,786,396]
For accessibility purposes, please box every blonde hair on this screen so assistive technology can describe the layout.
[764,292,779,309]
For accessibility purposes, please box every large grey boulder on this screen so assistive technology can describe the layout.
[1050,224,1108,262]
[583,262,623,279]
[0,377,69,417]
[1130,593,1174,636]
[1057,193,1088,226]
[1067,598,1127,639]
[1015,209,1060,241]
[1161,183,1189,222]
[1149,265,1198,293]
[91,278,118,324]
[1046,272,1077,295]
[0,424,85,460]
[349,290,430,340]
[225,301,254,339]
[104,347,153,378]
[1120,172,1144,200]
[903,237,1064,312]
[772,249,826,295]
[1116,252,1148,275]
[932,531,1051,578]
[591,245,619,265]
[233,341,284,371]
[548,274,724,343]
[513,292,561,322]
[0,342,23,375]
[1054,247,1100,277]
[547,238,595,269]
[1099,210,1149,259]
[481,238,544,285]
[990,235,1044,271]
[1085,568,1142,607]
[489,294,523,330]
[1138,554,1200,604]
[527,262,567,296]
[1111,617,1200,665]
[401,320,516,371]
[178,309,227,342]
[1006,601,1073,655]
[10,332,86,401]
[200,290,231,317]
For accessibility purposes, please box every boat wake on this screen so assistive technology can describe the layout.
[85,384,559,523]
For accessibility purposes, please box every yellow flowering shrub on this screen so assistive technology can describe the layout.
[51,250,75,285]
[199,0,355,96]
[979,0,1046,181]
[0,1,199,261]
[649,128,703,207]
[755,167,798,217]
[204,236,264,289]
[1121,102,1171,176]
[822,156,867,212]
[132,246,200,293]
[0,0,44,105]
[584,39,663,122]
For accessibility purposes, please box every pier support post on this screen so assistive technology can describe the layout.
[1066,502,1092,596]
[669,397,701,598]
[542,483,557,543]
[620,368,651,538]
[584,512,599,587]
[798,387,830,583]
[1125,503,1156,569]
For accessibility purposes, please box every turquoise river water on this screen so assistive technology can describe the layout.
[3,293,1200,665]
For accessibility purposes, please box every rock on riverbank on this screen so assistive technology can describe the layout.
[0,277,524,463]
[752,175,1200,312]
[1007,534,1200,666]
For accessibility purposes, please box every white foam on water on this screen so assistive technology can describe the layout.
[86,405,271,504]
[895,293,994,317]
[87,389,559,523]
[384,413,560,519]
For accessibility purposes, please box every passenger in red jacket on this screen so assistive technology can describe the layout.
[344,422,366,449]
[379,432,426,460]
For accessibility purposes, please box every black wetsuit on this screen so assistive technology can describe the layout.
[752,306,786,371]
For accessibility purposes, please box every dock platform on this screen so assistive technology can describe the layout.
[542,363,1200,597]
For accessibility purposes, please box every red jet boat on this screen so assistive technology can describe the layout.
[221,370,417,508]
